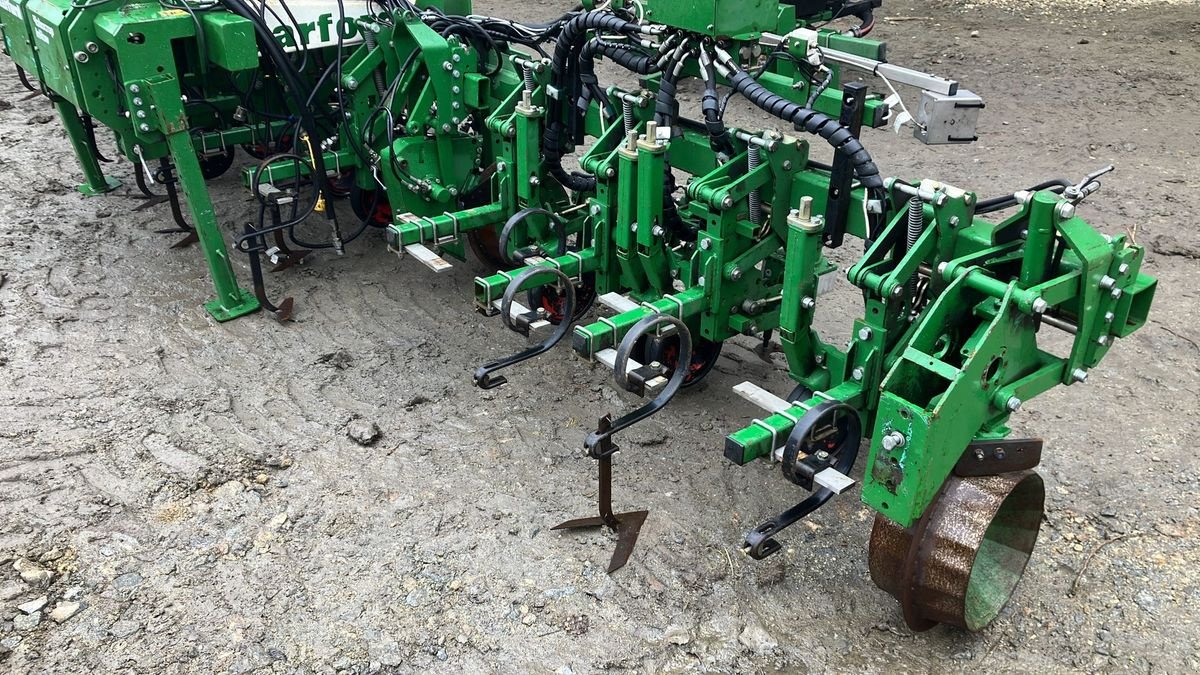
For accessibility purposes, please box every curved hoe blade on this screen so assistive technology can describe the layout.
[272,297,295,323]
[170,232,199,249]
[608,509,648,573]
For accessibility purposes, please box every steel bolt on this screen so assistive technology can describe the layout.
[881,431,906,451]
[132,97,143,106]
[891,286,904,299]
[700,239,711,250]
[857,327,872,341]
[937,262,949,277]
[1006,396,1022,412]
[129,84,140,94]
[851,366,864,381]
[1056,202,1076,220]
[1110,288,1123,300]
[86,42,99,54]
[1097,335,1109,346]
[801,297,815,309]
[139,123,150,132]
[496,162,507,173]
[1099,275,1116,290]
[1104,311,1115,323]
[721,196,734,210]
[1072,368,1088,384]
[443,62,453,71]
[1117,263,1130,275]
[74,52,88,63]
[529,176,540,186]
[135,110,146,119]
[730,268,743,281]
[1032,298,1048,314]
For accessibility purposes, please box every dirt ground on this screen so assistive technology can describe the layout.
[0,0,1198,673]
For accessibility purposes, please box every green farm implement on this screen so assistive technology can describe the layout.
[0,0,1156,632]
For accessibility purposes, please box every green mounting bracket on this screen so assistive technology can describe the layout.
[204,288,261,322]
[77,175,122,196]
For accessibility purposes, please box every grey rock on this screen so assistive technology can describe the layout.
[664,625,691,646]
[11,612,39,632]
[112,572,143,590]
[110,620,141,638]
[405,589,428,607]
[738,620,778,654]
[1134,590,1159,615]
[348,419,382,446]
[0,583,24,603]
[543,587,576,600]
[62,586,85,601]
[11,560,51,588]
[16,597,46,615]
[49,601,83,623]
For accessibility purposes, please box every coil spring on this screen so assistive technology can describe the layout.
[523,64,536,92]
[361,29,388,96]
[905,196,924,302]
[748,146,763,227]
[622,99,635,135]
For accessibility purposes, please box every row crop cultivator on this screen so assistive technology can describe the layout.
[1,0,1157,632]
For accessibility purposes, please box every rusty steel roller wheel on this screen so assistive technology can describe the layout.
[868,471,1045,632]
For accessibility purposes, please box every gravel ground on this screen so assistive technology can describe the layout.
[0,1,1198,673]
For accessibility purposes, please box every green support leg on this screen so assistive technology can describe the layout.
[162,130,260,321]
[54,98,121,196]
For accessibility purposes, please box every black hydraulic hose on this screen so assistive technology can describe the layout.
[543,11,643,193]
[219,0,333,200]
[976,179,1072,214]
[653,55,683,127]
[848,8,875,37]
[724,65,883,192]
[576,39,651,121]
[654,50,688,236]
[700,53,734,157]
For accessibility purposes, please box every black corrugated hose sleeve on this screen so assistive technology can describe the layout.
[726,69,882,191]
[544,11,642,193]
[577,40,654,123]
[701,65,734,156]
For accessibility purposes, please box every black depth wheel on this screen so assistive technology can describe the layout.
[640,334,723,388]
[528,273,596,324]
[780,401,861,489]
[199,146,236,180]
